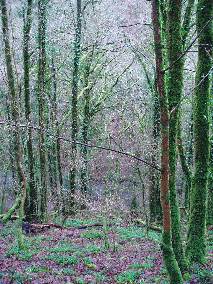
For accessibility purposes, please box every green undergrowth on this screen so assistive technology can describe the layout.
[81,229,105,239]
[5,243,38,261]
[116,270,141,283]
[44,254,79,265]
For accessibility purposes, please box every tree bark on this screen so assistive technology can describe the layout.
[38,0,48,222]
[69,0,82,213]
[23,0,38,222]
[0,0,27,248]
[186,0,213,263]
[166,0,187,272]
[151,0,183,282]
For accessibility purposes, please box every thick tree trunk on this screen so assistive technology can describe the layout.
[166,0,187,272]
[38,0,48,222]
[151,0,183,282]
[23,0,38,222]
[186,0,212,263]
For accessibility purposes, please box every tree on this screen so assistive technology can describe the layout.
[23,0,38,222]
[69,0,82,214]
[38,0,48,222]
[186,0,213,262]
[166,0,187,272]
[151,0,183,282]
[0,0,27,248]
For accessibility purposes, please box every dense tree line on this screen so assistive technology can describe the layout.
[0,0,212,282]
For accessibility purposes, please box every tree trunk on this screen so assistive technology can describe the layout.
[177,121,192,209]
[151,0,183,282]
[149,91,161,223]
[69,0,82,214]
[38,0,48,222]
[0,0,27,249]
[23,0,38,222]
[186,0,212,263]
[166,0,187,272]
[81,52,93,194]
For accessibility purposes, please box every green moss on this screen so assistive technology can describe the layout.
[166,0,187,272]
[161,231,183,283]
[186,0,213,263]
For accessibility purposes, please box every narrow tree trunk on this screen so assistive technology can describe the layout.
[151,0,183,282]
[23,0,37,222]
[186,0,212,263]
[38,0,48,222]
[149,92,161,223]
[49,55,63,209]
[177,121,192,208]
[207,97,213,226]
[0,0,27,249]
[81,52,93,194]
[69,0,82,213]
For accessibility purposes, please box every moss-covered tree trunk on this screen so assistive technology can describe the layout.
[23,0,38,222]
[0,0,27,249]
[166,0,187,272]
[151,0,183,282]
[177,121,192,209]
[38,0,48,222]
[48,55,63,210]
[81,57,92,194]
[207,99,213,226]
[186,0,213,263]
[149,91,161,223]
[69,0,82,213]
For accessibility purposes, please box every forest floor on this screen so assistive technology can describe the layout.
[0,219,212,284]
